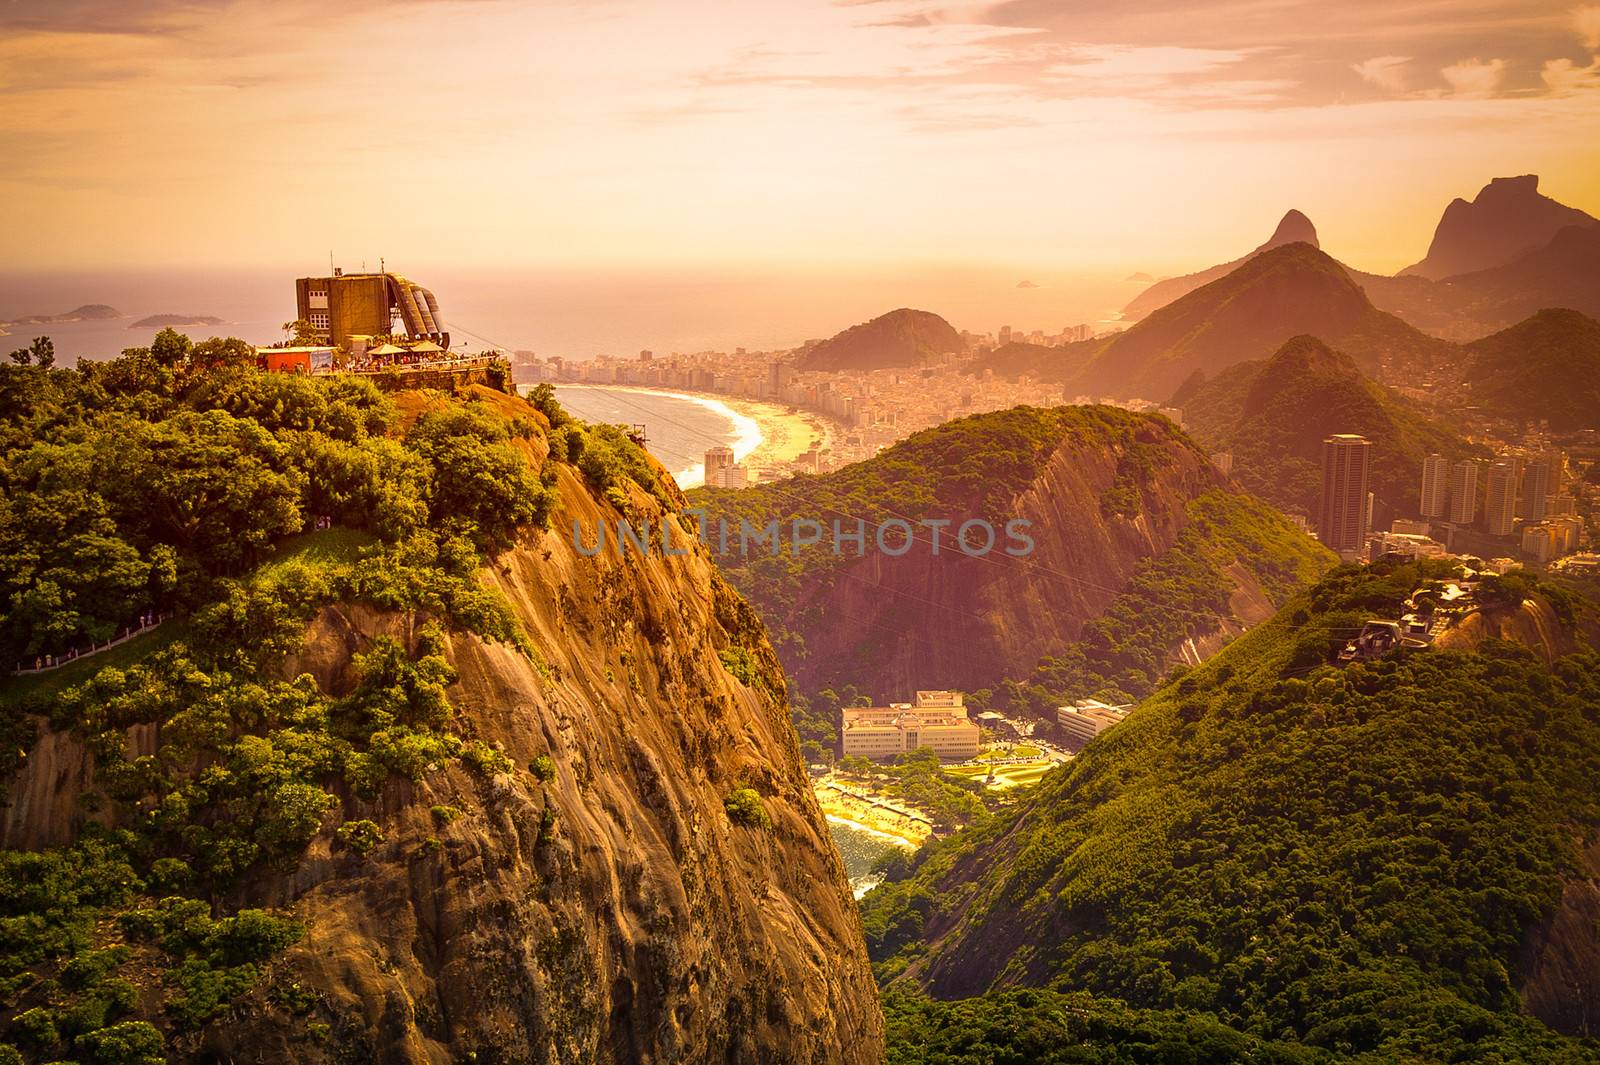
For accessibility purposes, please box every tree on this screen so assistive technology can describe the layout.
[406,405,550,552]
[7,336,54,367]
[282,319,319,345]
[30,336,54,368]
[189,336,254,370]
[149,328,192,368]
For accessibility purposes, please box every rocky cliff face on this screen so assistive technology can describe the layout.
[1400,174,1598,280]
[699,408,1330,700]
[789,422,1223,694]
[0,399,883,1063]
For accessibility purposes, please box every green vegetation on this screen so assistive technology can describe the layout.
[884,988,1331,1064]
[334,819,385,857]
[1464,308,1600,432]
[0,337,658,1054]
[866,560,1600,1062]
[527,754,556,783]
[797,308,964,373]
[993,489,1332,716]
[838,747,991,833]
[723,786,771,829]
[693,405,1326,750]
[1172,335,1478,516]
[0,337,555,668]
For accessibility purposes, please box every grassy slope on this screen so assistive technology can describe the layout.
[866,561,1600,1062]
[1464,308,1600,431]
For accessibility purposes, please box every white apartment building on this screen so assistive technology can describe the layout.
[1056,699,1132,750]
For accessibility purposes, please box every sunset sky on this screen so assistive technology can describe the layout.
[4,0,1600,277]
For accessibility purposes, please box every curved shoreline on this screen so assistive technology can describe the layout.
[610,387,764,482]
[550,383,840,488]
[824,813,917,850]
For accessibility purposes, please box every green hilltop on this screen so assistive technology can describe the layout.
[0,334,681,1060]
[1171,334,1480,517]
[1462,307,1600,432]
[865,559,1600,1063]
[691,404,1333,756]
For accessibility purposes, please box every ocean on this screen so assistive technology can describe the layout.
[546,385,760,488]
[827,820,904,899]
[0,266,1143,366]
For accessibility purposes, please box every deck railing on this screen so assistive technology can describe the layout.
[11,612,169,676]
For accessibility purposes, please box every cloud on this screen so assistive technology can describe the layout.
[1542,55,1600,93]
[1352,55,1411,93]
[1576,5,1600,49]
[1440,56,1506,97]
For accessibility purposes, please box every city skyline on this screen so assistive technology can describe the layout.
[3,0,1600,276]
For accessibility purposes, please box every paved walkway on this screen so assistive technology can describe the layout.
[11,613,168,676]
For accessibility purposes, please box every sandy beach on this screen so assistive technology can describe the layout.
[717,396,837,475]
[577,385,840,485]
[813,778,932,848]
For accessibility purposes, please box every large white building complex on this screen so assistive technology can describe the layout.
[841,690,981,761]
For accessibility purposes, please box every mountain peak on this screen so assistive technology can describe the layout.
[1400,174,1598,280]
[1481,174,1541,198]
[1262,209,1319,250]
[1121,210,1323,321]
[1242,335,1361,418]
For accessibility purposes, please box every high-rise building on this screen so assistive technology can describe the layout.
[1448,460,1479,525]
[1519,453,1558,521]
[712,463,749,489]
[1523,457,1548,521]
[704,446,735,485]
[1485,460,1519,536]
[1318,434,1371,557]
[1420,454,1450,518]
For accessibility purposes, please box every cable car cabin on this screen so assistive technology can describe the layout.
[1337,620,1404,663]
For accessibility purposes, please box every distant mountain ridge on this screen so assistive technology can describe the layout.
[1118,177,1600,340]
[1401,174,1598,280]
[797,307,964,372]
[1363,224,1600,338]
[1066,242,1451,400]
[1120,209,1318,321]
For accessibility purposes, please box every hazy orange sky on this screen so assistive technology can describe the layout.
[3,0,1599,277]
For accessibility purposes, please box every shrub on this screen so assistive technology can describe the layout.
[74,1020,165,1065]
[528,754,557,782]
[462,741,513,777]
[724,787,771,829]
[334,820,385,857]
[10,1007,59,1047]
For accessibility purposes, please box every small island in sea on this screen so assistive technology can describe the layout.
[0,303,121,326]
[130,313,226,329]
